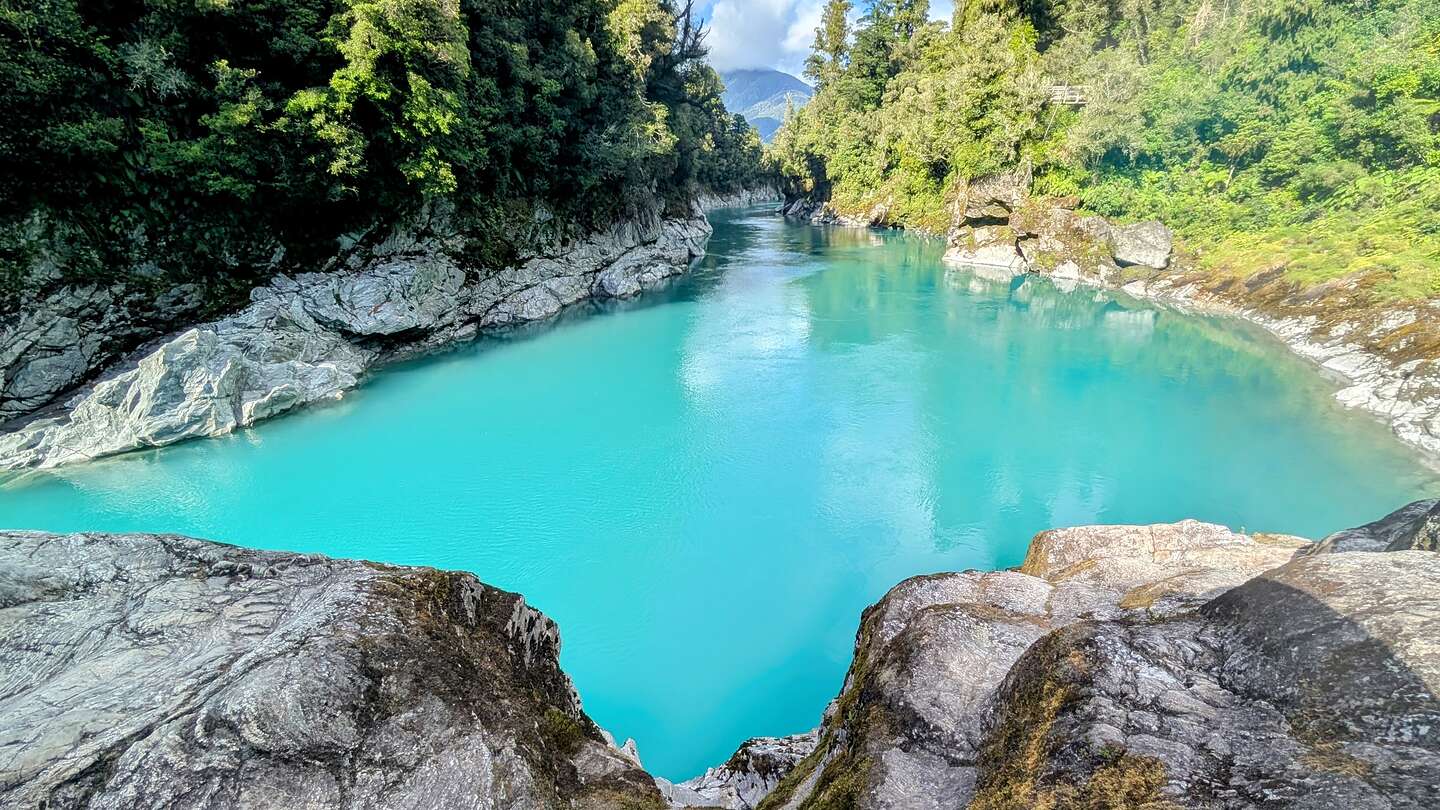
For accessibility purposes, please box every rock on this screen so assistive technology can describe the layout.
[672,731,819,809]
[697,186,783,211]
[1109,220,1174,269]
[958,169,1031,222]
[0,280,205,422]
[751,506,1439,810]
[0,203,712,470]
[943,225,1025,274]
[971,550,1439,810]
[1303,498,1440,554]
[0,530,661,809]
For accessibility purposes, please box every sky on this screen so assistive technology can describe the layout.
[697,0,954,77]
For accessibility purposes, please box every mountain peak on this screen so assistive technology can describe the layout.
[720,69,813,143]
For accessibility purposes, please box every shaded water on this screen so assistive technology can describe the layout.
[2,207,1435,778]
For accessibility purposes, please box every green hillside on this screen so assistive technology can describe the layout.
[773,0,1440,297]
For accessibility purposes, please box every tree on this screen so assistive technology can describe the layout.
[846,0,901,108]
[804,0,852,88]
[896,0,929,38]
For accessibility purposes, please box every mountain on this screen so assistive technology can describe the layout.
[720,69,812,142]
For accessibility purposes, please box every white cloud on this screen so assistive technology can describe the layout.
[704,0,822,75]
[703,0,954,75]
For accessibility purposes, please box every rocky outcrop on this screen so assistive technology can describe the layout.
[0,530,662,809]
[1303,497,1440,555]
[697,186,783,211]
[942,171,1174,282]
[0,275,206,424]
[935,170,1440,460]
[660,732,819,809]
[703,503,1440,810]
[4,507,1436,809]
[0,203,711,470]
[780,197,886,228]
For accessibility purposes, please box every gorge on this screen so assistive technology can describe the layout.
[3,207,1437,793]
[3,0,1440,804]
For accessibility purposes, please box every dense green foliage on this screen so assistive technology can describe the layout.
[0,0,765,302]
[773,0,1440,296]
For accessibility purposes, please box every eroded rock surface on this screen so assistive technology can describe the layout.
[0,278,206,423]
[702,506,1440,810]
[0,204,711,470]
[1303,497,1440,555]
[0,531,661,810]
[661,732,819,809]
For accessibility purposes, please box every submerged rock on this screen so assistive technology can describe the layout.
[0,531,661,810]
[0,204,712,470]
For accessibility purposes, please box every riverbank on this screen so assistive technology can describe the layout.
[0,190,775,471]
[4,502,1435,808]
[785,181,1440,464]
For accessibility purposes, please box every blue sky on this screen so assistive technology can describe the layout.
[697,0,954,76]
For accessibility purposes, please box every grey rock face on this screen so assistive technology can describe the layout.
[697,186,782,211]
[959,169,1031,221]
[974,551,1439,810]
[0,280,205,422]
[0,204,711,470]
[942,225,1025,274]
[0,531,660,810]
[939,171,1172,283]
[667,731,819,809]
[1109,220,1175,269]
[1304,498,1440,554]
[745,506,1439,810]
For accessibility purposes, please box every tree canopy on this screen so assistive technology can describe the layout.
[772,0,1440,296]
[0,0,767,302]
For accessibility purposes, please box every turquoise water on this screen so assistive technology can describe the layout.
[2,207,1436,778]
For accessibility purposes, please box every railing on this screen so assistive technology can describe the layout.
[1047,85,1088,106]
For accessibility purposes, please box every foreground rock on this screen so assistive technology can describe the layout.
[4,504,1436,809]
[685,503,1439,810]
[0,203,711,470]
[0,531,661,809]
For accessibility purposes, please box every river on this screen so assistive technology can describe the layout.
[2,206,1434,778]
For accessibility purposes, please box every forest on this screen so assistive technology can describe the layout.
[0,0,766,303]
[773,0,1440,297]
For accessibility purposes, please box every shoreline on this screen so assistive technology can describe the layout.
[783,193,1440,467]
[0,190,780,472]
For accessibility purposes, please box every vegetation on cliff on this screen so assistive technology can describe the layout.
[0,0,767,303]
[771,0,1440,297]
